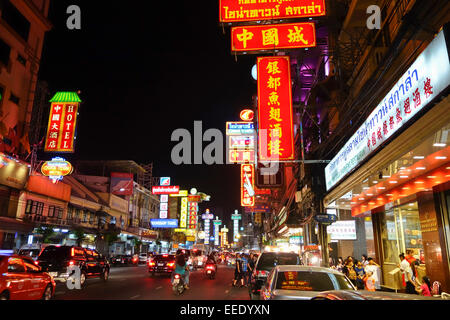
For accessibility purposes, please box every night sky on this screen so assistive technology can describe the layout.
[38,1,256,224]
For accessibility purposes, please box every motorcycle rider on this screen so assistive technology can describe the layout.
[173,253,189,289]
[206,252,217,273]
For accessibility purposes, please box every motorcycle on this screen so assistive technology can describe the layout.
[172,273,185,295]
[205,263,216,280]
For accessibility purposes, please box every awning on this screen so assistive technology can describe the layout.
[0,217,34,233]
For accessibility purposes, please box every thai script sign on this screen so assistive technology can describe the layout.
[325,30,450,190]
[231,22,316,52]
[219,0,326,23]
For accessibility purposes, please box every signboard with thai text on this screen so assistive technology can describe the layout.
[325,30,450,190]
[152,186,180,194]
[219,0,326,23]
[257,56,295,161]
[231,22,316,53]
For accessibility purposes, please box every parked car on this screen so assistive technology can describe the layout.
[260,265,356,300]
[0,254,55,300]
[36,245,110,287]
[249,251,301,300]
[148,254,176,276]
[111,254,138,266]
[312,290,442,300]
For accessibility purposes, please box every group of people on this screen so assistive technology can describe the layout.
[330,255,380,291]
[399,250,439,296]
[232,253,257,288]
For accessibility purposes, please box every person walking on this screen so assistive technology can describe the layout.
[247,253,256,286]
[241,254,249,287]
[233,253,243,287]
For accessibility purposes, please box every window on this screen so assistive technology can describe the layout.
[7,258,25,273]
[56,207,63,219]
[48,206,55,218]
[0,0,31,41]
[67,206,73,220]
[82,211,87,223]
[257,253,301,271]
[274,271,348,292]
[23,260,40,273]
[25,200,44,215]
[9,92,19,105]
[0,37,10,66]
[89,213,94,224]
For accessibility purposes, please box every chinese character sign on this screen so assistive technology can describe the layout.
[232,22,316,52]
[219,0,326,23]
[188,201,198,229]
[44,103,79,152]
[257,56,295,161]
[180,197,188,228]
[241,164,255,207]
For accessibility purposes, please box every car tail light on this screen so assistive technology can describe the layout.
[163,254,168,257]
[206,265,215,270]
[71,248,75,257]
[174,274,180,279]
[68,260,75,266]
[167,262,175,267]
[148,260,155,266]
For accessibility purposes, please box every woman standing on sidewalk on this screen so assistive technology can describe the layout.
[343,257,358,287]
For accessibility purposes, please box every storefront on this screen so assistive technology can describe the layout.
[324,28,450,291]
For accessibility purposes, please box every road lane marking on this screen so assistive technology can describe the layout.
[130,295,140,299]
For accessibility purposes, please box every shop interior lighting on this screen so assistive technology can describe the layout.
[435,156,447,159]
[382,175,391,178]
[389,181,398,184]
[433,143,446,147]
[416,167,426,170]
[400,175,409,178]
[413,156,425,159]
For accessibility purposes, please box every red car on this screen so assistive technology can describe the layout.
[0,255,55,300]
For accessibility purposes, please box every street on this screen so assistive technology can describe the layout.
[54,264,250,300]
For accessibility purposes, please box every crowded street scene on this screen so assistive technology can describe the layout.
[0,0,450,314]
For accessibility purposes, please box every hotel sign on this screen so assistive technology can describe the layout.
[231,22,316,53]
[325,29,450,190]
[219,0,326,23]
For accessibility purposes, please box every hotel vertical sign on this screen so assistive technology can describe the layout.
[44,92,81,153]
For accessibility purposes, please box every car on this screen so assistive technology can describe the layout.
[148,254,176,276]
[0,254,55,300]
[311,290,442,300]
[138,252,148,264]
[36,245,110,287]
[17,244,51,261]
[260,265,356,300]
[111,254,138,266]
[249,251,301,300]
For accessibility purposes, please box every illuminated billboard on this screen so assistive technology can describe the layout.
[241,164,255,207]
[219,0,326,23]
[231,22,316,53]
[44,92,81,153]
[257,56,295,161]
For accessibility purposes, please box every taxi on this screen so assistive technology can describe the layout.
[0,254,55,300]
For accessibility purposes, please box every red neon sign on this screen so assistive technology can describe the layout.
[219,0,326,23]
[231,22,316,52]
[240,109,254,121]
[229,149,255,164]
[44,103,79,152]
[241,164,255,207]
[151,186,180,195]
[257,56,295,161]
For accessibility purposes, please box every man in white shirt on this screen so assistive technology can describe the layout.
[364,258,381,290]
[399,253,415,294]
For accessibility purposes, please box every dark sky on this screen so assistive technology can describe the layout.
[38,1,255,224]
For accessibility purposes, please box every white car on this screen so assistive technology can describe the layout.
[138,253,148,264]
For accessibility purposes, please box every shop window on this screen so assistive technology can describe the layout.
[26,200,44,215]
[381,202,425,264]
[0,37,10,67]
[0,0,31,41]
